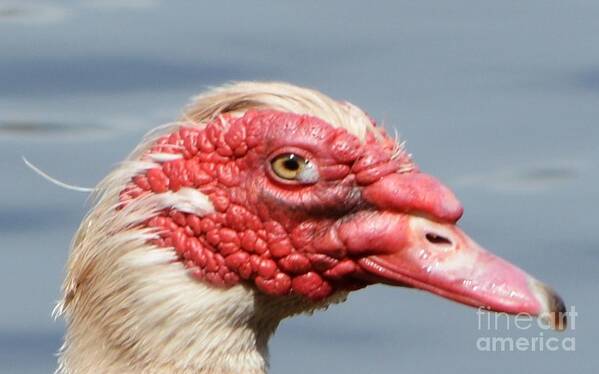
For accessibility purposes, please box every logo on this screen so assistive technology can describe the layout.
[475,306,576,352]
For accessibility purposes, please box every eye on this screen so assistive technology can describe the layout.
[271,153,306,180]
[270,153,318,183]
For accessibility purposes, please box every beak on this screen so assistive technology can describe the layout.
[339,173,567,330]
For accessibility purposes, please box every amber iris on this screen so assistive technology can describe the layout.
[271,153,308,180]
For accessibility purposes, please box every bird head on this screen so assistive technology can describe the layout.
[79,82,565,331]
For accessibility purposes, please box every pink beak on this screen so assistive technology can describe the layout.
[339,173,567,330]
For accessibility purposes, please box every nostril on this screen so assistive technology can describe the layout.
[425,232,453,246]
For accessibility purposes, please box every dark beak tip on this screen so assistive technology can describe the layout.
[550,291,568,331]
[537,282,568,331]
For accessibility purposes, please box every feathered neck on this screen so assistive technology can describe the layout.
[57,240,344,373]
[58,242,274,373]
[56,191,344,373]
[52,154,279,373]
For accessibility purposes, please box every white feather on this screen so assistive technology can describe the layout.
[148,153,183,162]
[158,188,215,216]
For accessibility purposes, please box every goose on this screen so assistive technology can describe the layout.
[55,81,566,374]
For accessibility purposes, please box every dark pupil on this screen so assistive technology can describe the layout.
[283,158,300,171]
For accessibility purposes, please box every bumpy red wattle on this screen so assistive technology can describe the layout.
[118,110,410,300]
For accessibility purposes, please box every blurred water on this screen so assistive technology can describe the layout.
[1,1,597,373]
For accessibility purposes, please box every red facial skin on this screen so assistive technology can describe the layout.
[119,109,566,328]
